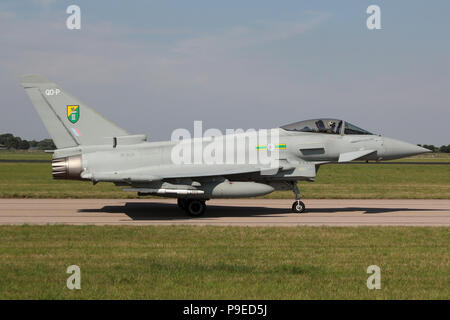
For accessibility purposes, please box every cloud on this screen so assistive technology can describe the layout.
[0,11,332,140]
[172,13,330,56]
[0,7,448,146]
[0,8,330,91]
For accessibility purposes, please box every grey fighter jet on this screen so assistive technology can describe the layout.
[20,75,429,216]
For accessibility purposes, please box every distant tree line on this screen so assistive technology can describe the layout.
[418,144,450,153]
[0,133,56,150]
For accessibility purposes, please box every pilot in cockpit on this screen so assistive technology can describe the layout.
[328,121,336,133]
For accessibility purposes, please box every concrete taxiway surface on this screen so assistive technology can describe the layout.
[0,199,449,226]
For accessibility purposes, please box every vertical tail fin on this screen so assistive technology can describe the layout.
[20,74,129,149]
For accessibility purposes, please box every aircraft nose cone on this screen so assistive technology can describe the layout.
[382,138,431,160]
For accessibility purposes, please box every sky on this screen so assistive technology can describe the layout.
[0,0,449,145]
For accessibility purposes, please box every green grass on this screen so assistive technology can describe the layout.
[0,162,134,199]
[389,152,450,162]
[264,164,450,199]
[0,151,449,198]
[0,161,448,199]
[0,150,52,161]
[0,225,447,299]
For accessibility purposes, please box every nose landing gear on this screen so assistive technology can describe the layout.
[292,200,306,213]
[291,182,306,213]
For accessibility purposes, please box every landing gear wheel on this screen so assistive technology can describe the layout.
[177,198,188,210]
[291,181,306,213]
[186,200,206,217]
[292,200,305,213]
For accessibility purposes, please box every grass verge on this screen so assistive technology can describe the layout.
[0,225,448,299]
[0,161,449,198]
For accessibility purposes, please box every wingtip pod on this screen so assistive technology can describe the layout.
[20,74,52,87]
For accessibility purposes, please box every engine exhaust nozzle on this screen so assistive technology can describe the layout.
[52,155,83,180]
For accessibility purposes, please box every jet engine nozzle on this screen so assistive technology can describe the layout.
[52,155,83,180]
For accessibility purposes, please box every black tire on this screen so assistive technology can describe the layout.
[177,198,188,210]
[186,200,206,217]
[292,201,306,213]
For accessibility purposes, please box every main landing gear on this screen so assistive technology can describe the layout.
[291,182,306,213]
[177,198,206,217]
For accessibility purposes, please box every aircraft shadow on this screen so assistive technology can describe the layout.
[78,202,444,220]
[80,203,290,220]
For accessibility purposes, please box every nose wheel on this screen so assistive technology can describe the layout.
[291,182,306,213]
[292,200,305,213]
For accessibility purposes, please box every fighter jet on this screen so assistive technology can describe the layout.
[20,74,430,216]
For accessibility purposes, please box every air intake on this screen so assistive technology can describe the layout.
[52,155,83,180]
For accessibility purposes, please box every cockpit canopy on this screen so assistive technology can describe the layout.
[281,119,373,135]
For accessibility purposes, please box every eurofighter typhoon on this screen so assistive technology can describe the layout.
[20,75,429,216]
